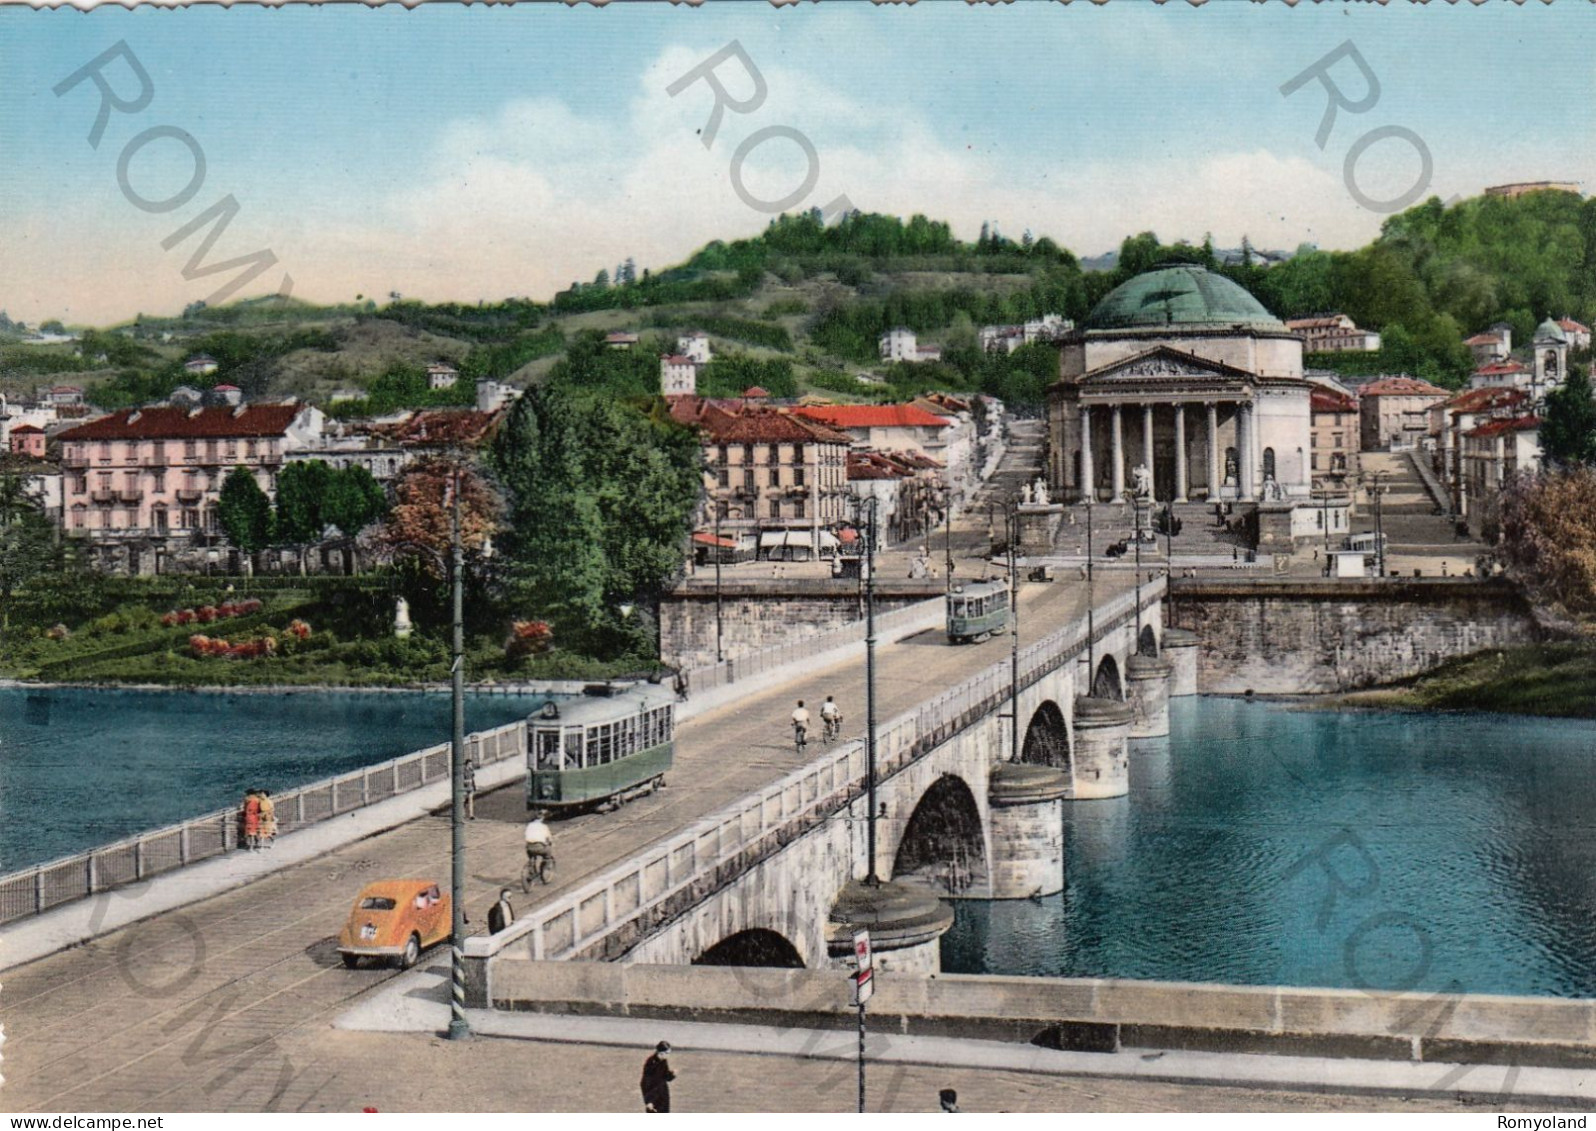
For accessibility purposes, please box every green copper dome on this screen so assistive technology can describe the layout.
[1085,264,1283,331]
[1534,318,1568,344]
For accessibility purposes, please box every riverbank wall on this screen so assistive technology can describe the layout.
[487,960,1596,1074]
[1166,578,1543,694]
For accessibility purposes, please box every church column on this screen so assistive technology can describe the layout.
[1141,404,1155,499]
[1110,405,1125,500]
[1206,402,1220,497]
[1239,403,1256,502]
[1079,403,1095,503]
[1174,405,1188,503]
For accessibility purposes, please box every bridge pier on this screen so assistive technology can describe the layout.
[1161,627,1199,697]
[1070,696,1133,798]
[988,763,1068,899]
[828,879,954,974]
[1125,653,1173,738]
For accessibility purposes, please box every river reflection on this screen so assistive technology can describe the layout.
[943,697,1596,998]
[0,686,551,871]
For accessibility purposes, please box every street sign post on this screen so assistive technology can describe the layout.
[852,928,872,1112]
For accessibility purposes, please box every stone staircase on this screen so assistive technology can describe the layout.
[970,417,1045,509]
[1358,451,1462,548]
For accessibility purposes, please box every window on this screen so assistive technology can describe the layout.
[769,500,781,519]
[1332,433,1343,448]
[767,444,780,465]
[565,731,584,769]
[717,469,729,488]
[359,897,397,911]
[794,467,806,487]
[152,471,166,492]
[185,439,198,460]
[793,443,805,464]
[246,440,259,459]
[717,445,728,466]
[794,499,806,519]
[1310,454,1319,470]
[768,467,781,488]
[743,469,755,489]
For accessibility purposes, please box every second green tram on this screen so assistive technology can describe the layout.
[526,685,675,813]
[945,580,1010,644]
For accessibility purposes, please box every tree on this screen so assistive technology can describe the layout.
[1498,467,1596,620]
[273,460,332,546]
[0,463,58,632]
[375,455,498,575]
[322,466,388,538]
[1540,367,1596,468]
[216,466,273,556]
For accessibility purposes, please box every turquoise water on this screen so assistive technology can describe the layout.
[942,697,1596,998]
[0,687,550,871]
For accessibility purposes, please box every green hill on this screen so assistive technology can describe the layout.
[7,191,1592,411]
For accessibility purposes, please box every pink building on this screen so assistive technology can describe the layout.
[57,402,322,571]
[8,423,46,458]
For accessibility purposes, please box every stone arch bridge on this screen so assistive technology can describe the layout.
[465,581,1191,1002]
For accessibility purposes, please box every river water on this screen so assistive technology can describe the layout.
[942,697,1596,998]
[0,686,550,872]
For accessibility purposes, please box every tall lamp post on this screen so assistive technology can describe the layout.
[712,505,725,664]
[1085,499,1096,694]
[1362,471,1388,577]
[1006,503,1020,763]
[862,495,880,885]
[446,468,470,1041]
[1126,491,1147,644]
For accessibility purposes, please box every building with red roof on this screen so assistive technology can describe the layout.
[1470,360,1530,390]
[57,401,325,572]
[1309,388,1359,487]
[1463,413,1541,517]
[8,423,46,459]
[1464,327,1512,366]
[1431,386,1527,518]
[1357,376,1450,452]
[1556,318,1591,351]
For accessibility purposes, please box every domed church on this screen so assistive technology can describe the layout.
[1046,265,1313,506]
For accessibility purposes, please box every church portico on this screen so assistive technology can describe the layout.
[1047,265,1314,508]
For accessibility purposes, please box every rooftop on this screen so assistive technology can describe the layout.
[1359,376,1450,398]
[1084,265,1283,332]
[57,403,305,442]
[1310,390,1357,413]
[792,404,953,430]
[1444,386,1527,413]
[1467,414,1540,439]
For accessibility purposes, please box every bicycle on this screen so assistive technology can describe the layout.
[521,851,555,892]
[822,715,842,743]
[793,721,808,754]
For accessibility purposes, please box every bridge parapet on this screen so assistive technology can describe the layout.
[463,579,1164,1002]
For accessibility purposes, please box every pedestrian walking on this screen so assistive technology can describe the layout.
[241,790,262,851]
[463,756,477,820]
[487,888,515,934]
[258,789,278,847]
[640,1040,676,1113]
[939,1088,960,1112]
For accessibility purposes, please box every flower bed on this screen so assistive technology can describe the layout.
[162,599,264,628]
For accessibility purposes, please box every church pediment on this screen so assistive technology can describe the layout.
[1079,346,1257,387]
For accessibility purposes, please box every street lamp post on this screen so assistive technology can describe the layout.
[446,469,470,1041]
[1006,504,1020,763]
[1128,492,1146,643]
[863,495,880,885]
[713,506,725,664]
[1085,500,1096,693]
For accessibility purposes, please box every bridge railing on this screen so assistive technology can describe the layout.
[0,720,527,929]
[681,597,944,695]
[467,579,1163,968]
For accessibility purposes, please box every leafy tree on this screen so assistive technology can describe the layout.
[216,466,273,554]
[40,320,66,335]
[272,460,332,574]
[375,455,498,574]
[322,466,388,538]
[0,463,58,632]
[1541,367,1596,468]
[1499,467,1596,620]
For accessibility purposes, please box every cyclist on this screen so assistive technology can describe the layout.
[523,810,554,884]
[820,695,842,742]
[791,700,811,750]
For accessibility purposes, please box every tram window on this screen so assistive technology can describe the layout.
[536,730,561,770]
[565,731,583,769]
[950,599,964,617]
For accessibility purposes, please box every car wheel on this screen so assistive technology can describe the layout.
[341,953,360,969]
[400,933,420,969]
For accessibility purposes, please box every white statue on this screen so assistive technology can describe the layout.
[1034,478,1049,506]
[1021,482,1034,505]
[394,597,413,639]
[1132,463,1153,500]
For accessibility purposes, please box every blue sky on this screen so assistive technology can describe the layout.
[3,2,1591,325]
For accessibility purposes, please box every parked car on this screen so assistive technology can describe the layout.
[337,879,450,969]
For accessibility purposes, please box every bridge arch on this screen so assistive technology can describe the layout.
[1092,654,1123,699]
[691,928,805,968]
[1137,623,1160,657]
[1020,700,1071,772]
[891,773,989,898]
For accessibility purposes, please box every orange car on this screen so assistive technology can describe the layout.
[337,879,451,969]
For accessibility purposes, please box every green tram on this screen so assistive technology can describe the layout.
[946,579,1010,644]
[526,685,675,813]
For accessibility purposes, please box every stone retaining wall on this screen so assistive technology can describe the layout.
[488,961,1596,1070]
[1166,578,1542,693]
